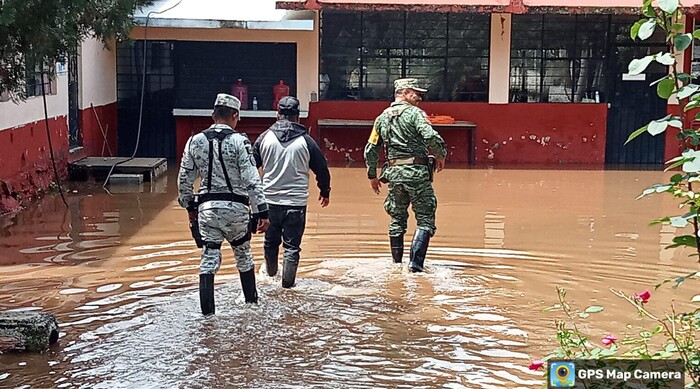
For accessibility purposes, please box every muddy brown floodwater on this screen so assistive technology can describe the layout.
[0,167,697,388]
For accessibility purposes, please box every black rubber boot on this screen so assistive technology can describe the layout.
[282,260,299,289]
[199,274,215,316]
[390,235,404,263]
[409,229,431,273]
[239,269,258,304]
[265,257,278,277]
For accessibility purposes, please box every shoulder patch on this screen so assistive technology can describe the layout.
[368,120,380,145]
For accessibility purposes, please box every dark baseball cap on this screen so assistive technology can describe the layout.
[278,96,300,115]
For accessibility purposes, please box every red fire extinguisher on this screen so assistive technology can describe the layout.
[231,79,249,110]
[273,80,290,110]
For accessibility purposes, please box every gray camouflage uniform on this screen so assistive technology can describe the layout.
[178,123,268,275]
[364,87,446,237]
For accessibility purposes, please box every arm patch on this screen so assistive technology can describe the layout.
[368,125,380,145]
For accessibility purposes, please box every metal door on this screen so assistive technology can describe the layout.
[605,19,668,165]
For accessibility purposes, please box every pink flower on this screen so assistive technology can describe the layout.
[529,359,544,370]
[602,334,617,346]
[635,290,651,304]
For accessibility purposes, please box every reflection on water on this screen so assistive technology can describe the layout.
[0,168,697,388]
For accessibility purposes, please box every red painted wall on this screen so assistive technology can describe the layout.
[175,116,298,159]
[80,103,118,158]
[0,102,117,214]
[173,102,607,166]
[306,101,608,165]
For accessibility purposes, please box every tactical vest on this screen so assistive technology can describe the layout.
[197,128,249,205]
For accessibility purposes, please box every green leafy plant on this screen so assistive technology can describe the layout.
[535,1,700,387]
[535,287,700,387]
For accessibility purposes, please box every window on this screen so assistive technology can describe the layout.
[117,41,297,110]
[320,11,490,102]
[25,62,57,98]
[510,15,608,103]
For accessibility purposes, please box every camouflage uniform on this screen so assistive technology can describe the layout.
[178,124,267,274]
[178,93,268,312]
[364,78,446,271]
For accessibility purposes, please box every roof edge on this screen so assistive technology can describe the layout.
[277,0,700,14]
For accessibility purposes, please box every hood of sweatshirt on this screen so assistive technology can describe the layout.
[269,119,307,143]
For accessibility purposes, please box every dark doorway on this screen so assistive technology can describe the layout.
[605,19,667,165]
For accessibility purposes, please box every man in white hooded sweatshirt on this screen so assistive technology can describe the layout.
[253,96,331,288]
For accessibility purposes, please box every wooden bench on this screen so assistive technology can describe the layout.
[316,119,477,165]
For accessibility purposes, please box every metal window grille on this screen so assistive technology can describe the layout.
[320,11,490,102]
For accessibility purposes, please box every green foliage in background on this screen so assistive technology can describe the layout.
[0,0,152,99]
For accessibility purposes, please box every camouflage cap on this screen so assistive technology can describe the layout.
[394,78,427,93]
[214,93,241,110]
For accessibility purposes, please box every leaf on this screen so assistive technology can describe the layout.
[643,4,656,17]
[691,295,700,302]
[694,30,700,40]
[678,73,692,83]
[668,119,683,129]
[626,125,648,144]
[675,33,693,51]
[677,84,699,100]
[647,119,669,136]
[578,312,590,319]
[639,19,657,40]
[666,235,698,249]
[670,216,689,227]
[670,173,683,183]
[650,76,668,86]
[666,159,686,171]
[631,19,647,40]
[683,153,700,172]
[585,305,604,313]
[629,56,655,75]
[656,52,675,66]
[659,0,679,13]
[657,78,675,98]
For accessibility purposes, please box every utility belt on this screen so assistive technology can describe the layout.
[388,156,429,167]
[196,192,250,206]
[186,193,250,249]
[386,156,437,182]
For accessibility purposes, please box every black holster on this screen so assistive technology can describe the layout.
[427,155,436,183]
[249,213,258,234]
[187,200,203,248]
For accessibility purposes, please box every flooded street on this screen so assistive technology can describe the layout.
[0,167,697,388]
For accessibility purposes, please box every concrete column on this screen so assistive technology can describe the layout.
[489,13,512,104]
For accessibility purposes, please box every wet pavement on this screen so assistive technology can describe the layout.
[0,167,697,388]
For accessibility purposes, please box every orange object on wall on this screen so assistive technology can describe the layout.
[427,115,455,124]
[273,80,290,110]
[231,79,249,110]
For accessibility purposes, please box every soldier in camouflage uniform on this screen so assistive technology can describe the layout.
[178,93,270,315]
[364,78,447,272]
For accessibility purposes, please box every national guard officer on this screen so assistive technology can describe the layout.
[178,93,270,315]
[364,78,447,272]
